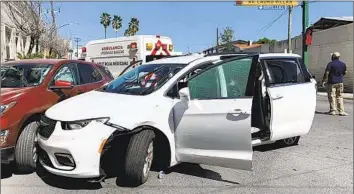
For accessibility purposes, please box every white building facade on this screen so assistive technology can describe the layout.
[1,2,39,62]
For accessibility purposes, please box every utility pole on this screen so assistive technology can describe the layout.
[50,1,56,31]
[302,1,309,66]
[74,37,81,58]
[216,27,219,53]
[287,6,293,53]
[36,2,41,53]
[49,1,56,57]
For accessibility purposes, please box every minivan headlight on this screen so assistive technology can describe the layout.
[63,118,109,130]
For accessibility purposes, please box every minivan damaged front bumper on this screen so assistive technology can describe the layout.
[37,120,118,178]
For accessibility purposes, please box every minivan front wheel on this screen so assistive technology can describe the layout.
[124,130,155,186]
[15,121,39,172]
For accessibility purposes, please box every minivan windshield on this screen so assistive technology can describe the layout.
[100,63,185,95]
[1,63,53,88]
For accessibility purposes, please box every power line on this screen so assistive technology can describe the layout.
[255,0,319,37]
[253,9,288,37]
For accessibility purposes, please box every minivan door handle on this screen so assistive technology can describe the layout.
[273,94,283,100]
[229,109,248,114]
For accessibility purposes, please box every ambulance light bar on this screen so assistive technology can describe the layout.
[155,41,161,49]
[146,43,153,51]
[169,44,173,52]
[131,42,137,49]
[82,47,87,53]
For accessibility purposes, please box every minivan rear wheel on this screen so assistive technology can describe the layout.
[277,136,300,146]
[15,121,39,172]
[124,130,155,186]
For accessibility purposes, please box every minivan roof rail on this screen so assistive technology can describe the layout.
[163,53,199,58]
[204,52,266,57]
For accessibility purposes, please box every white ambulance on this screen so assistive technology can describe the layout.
[81,35,181,77]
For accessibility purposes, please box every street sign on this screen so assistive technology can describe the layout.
[258,5,287,10]
[236,0,298,6]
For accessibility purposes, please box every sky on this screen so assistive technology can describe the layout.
[43,1,353,53]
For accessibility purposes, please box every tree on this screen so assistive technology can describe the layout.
[4,1,45,55]
[38,28,70,59]
[17,52,44,59]
[112,15,123,37]
[254,37,277,44]
[100,12,111,39]
[219,26,235,52]
[51,36,70,58]
[124,17,140,36]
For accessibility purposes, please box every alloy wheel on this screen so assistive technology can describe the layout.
[143,142,154,178]
[283,137,297,145]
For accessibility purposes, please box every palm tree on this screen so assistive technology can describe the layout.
[112,15,123,37]
[100,12,111,39]
[124,17,140,36]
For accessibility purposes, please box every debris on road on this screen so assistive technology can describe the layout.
[158,171,165,179]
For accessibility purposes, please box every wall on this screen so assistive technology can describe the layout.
[244,23,353,92]
[308,23,353,93]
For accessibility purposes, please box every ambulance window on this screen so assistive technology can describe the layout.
[77,63,103,84]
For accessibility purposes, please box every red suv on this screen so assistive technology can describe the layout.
[1,59,114,171]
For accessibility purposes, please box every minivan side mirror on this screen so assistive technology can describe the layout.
[50,80,74,89]
[179,87,190,101]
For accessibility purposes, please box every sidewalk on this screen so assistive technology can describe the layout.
[317,92,353,100]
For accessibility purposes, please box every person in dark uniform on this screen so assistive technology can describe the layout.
[321,52,348,116]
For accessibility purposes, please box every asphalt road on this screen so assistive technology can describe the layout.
[1,96,353,194]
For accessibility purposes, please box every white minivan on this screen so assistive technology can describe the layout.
[37,53,317,187]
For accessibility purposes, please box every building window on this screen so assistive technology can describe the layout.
[5,26,12,44]
[6,46,10,59]
[5,26,12,60]
[23,36,27,50]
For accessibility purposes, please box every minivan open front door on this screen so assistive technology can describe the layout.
[174,54,259,171]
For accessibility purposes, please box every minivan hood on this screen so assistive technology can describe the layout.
[46,91,155,128]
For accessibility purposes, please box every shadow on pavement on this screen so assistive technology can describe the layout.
[1,163,35,179]
[36,164,102,190]
[253,141,300,152]
[1,163,14,179]
[163,163,240,185]
[315,110,330,115]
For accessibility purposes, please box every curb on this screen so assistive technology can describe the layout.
[317,92,353,100]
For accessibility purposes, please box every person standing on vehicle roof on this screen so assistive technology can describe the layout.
[321,52,348,116]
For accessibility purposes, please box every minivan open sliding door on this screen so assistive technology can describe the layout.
[262,57,316,141]
[174,54,259,171]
